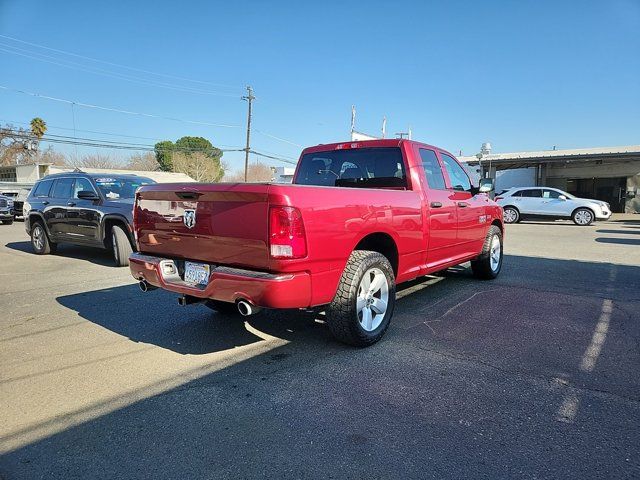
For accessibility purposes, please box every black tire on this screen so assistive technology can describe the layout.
[2,219,14,225]
[30,221,56,255]
[111,224,133,267]
[205,300,241,315]
[572,208,594,226]
[471,225,503,279]
[325,250,396,347]
[503,206,520,224]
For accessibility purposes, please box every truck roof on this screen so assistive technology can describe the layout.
[302,139,451,157]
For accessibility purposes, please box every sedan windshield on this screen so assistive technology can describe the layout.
[93,177,155,199]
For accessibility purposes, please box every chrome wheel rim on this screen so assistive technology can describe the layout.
[32,225,44,250]
[575,210,592,225]
[504,208,517,223]
[490,235,501,271]
[357,267,389,332]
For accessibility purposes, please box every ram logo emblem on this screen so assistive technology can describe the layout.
[183,209,196,229]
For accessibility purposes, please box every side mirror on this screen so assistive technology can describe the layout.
[478,178,494,193]
[77,190,99,201]
[558,195,567,201]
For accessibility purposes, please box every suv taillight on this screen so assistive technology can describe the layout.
[269,206,307,259]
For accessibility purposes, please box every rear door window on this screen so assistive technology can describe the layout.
[51,178,74,199]
[419,149,446,190]
[32,179,53,198]
[522,189,542,198]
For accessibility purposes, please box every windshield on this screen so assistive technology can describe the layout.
[294,147,407,188]
[93,177,155,199]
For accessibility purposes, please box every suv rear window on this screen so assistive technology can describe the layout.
[522,189,542,198]
[295,147,407,188]
[32,179,53,198]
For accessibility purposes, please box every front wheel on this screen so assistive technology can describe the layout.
[111,225,133,267]
[2,219,13,225]
[471,225,503,279]
[572,208,594,226]
[326,250,396,347]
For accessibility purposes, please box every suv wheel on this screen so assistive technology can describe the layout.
[111,225,133,267]
[31,221,56,255]
[326,250,396,347]
[503,207,519,224]
[471,225,503,279]
[572,208,594,226]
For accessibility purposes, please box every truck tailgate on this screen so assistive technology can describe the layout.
[134,183,271,270]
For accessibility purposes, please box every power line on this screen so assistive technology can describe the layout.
[255,129,303,147]
[250,150,298,165]
[0,43,240,97]
[0,34,239,90]
[0,85,241,128]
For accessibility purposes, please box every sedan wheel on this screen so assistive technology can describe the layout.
[572,208,594,226]
[503,207,519,224]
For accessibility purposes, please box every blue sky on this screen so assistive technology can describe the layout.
[1,0,639,172]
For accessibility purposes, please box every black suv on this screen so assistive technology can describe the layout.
[24,172,155,266]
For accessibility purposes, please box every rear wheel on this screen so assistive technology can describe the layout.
[471,225,503,279]
[31,221,56,255]
[326,250,396,347]
[111,224,133,267]
[503,206,519,224]
[572,208,594,226]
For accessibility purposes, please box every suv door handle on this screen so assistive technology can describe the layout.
[67,202,76,207]
[457,202,470,208]
[42,201,49,206]
[430,202,443,208]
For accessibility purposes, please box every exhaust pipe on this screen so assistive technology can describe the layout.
[237,299,261,316]
[139,280,157,292]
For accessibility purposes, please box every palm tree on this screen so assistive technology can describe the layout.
[30,117,47,139]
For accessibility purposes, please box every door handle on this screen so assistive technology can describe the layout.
[42,201,49,205]
[430,202,443,208]
[457,202,470,208]
[67,202,76,207]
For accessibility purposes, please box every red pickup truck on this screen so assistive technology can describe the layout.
[130,139,503,346]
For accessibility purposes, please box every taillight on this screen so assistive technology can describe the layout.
[269,206,307,259]
[495,196,503,201]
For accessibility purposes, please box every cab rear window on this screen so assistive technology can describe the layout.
[295,147,407,188]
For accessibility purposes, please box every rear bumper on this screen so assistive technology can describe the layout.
[129,253,312,309]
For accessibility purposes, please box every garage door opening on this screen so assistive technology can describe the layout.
[566,177,627,213]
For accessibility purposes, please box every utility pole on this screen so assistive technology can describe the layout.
[242,86,255,182]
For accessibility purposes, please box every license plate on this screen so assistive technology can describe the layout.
[184,262,210,286]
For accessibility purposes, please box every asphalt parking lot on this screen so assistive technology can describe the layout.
[1,218,639,479]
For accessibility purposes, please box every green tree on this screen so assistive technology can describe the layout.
[154,140,175,171]
[154,136,225,181]
[30,117,47,139]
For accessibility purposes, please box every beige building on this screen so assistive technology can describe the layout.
[460,144,640,213]
[0,163,195,192]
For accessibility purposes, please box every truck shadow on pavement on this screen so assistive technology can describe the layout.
[5,241,116,267]
[55,284,331,355]
[3,255,638,479]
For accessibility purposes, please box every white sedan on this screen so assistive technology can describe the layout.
[496,187,612,226]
